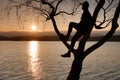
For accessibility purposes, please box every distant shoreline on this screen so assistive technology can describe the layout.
[0,35,119,41]
[0,31,120,41]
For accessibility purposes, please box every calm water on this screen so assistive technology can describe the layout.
[0,41,119,80]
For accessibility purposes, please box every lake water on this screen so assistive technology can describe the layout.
[0,41,119,80]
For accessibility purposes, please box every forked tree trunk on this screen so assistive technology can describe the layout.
[67,1,120,80]
[67,34,89,80]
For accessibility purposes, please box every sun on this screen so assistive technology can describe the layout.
[31,25,37,31]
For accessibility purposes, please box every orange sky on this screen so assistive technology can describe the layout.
[0,0,120,32]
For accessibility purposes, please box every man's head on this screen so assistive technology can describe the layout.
[82,1,89,10]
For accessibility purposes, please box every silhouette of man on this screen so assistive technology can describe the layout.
[61,1,93,57]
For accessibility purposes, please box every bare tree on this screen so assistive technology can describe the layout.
[6,0,120,80]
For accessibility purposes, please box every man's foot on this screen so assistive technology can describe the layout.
[61,53,70,58]
[60,34,68,41]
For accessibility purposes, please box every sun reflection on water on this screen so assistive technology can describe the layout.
[28,41,42,79]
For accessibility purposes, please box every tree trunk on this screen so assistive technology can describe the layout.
[67,52,84,80]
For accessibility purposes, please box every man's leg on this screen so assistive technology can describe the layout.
[61,22,78,41]
[61,32,82,57]
[66,22,78,40]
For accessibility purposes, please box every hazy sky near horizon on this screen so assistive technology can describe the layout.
[0,0,120,32]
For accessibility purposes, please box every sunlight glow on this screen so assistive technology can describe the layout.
[31,25,37,31]
[28,41,42,79]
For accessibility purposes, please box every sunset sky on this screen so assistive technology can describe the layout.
[0,0,120,32]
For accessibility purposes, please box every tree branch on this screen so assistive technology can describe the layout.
[54,0,63,13]
[56,11,75,16]
[94,0,115,29]
[40,0,77,52]
[41,0,54,10]
[83,1,120,59]
[51,16,76,53]
[93,0,105,21]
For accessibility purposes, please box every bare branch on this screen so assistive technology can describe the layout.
[41,0,54,11]
[93,0,105,21]
[83,1,120,59]
[105,0,114,10]
[106,2,118,13]
[54,0,63,13]
[95,18,112,29]
[56,11,74,16]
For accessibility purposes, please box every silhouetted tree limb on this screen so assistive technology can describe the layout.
[83,1,120,59]
[94,0,115,29]
[40,0,77,53]
[54,0,63,13]
[50,10,76,54]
